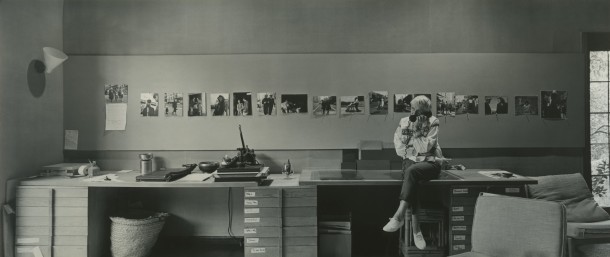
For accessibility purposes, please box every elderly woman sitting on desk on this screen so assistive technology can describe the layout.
[383,95,444,250]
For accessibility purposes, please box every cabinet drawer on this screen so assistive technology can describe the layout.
[283,207,317,217]
[55,226,88,236]
[451,234,471,243]
[450,206,475,215]
[451,197,478,206]
[245,188,281,198]
[244,227,281,237]
[245,208,281,218]
[284,227,317,237]
[284,236,318,246]
[16,217,50,227]
[245,247,280,257]
[283,245,317,257]
[16,198,50,207]
[451,187,485,197]
[15,236,51,246]
[53,246,87,257]
[55,236,88,246]
[450,215,473,226]
[54,207,87,217]
[284,216,317,227]
[16,227,50,236]
[245,237,281,247]
[15,246,50,257]
[451,243,471,252]
[16,188,52,198]
[283,187,317,198]
[55,216,88,227]
[244,198,281,208]
[450,225,471,233]
[54,188,88,198]
[487,186,526,197]
[55,197,88,207]
[244,217,282,227]
[283,197,317,207]
[16,207,51,217]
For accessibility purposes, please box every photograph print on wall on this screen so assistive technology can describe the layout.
[140,93,159,117]
[188,93,206,116]
[233,92,252,116]
[313,96,337,116]
[541,90,567,119]
[515,96,539,116]
[394,94,412,113]
[437,92,456,117]
[340,96,365,116]
[210,93,230,116]
[455,95,479,115]
[164,93,184,117]
[369,91,388,115]
[257,92,277,116]
[280,94,308,114]
[104,84,128,103]
[484,96,509,115]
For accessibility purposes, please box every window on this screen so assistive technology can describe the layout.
[590,51,610,206]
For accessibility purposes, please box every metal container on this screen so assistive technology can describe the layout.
[139,153,153,175]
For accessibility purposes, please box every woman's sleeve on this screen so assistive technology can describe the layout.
[412,122,439,154]
[394,125,406,158]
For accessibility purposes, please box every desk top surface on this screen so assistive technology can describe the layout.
[17,168,536,188]
[300,169,537,186]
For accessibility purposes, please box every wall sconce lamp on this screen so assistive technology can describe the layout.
[42,47,68,73]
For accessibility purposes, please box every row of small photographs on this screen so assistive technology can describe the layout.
[133,90,567,120]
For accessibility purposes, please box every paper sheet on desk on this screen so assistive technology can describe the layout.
[478,171,523,179]
[174,173,212,182]
[83,174,123,182]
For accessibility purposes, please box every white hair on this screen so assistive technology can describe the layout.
[410,95,432,113]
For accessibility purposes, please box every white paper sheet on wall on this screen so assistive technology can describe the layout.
[64,130,78,150]
[105,104,127,130]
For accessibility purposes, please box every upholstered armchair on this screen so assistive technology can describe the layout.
[449,193,567,257]
[527,173,610,257]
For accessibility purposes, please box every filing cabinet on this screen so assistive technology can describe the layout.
[15,186,88,257]
[244,187,282,257]
[244,186,318,257]
[447,185,527,256]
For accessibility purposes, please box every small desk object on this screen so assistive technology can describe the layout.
[300,168,537,256]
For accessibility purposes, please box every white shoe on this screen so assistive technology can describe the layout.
[413,231,426,250]
[382,218,404,232]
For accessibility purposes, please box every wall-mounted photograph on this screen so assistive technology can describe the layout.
[210,93,230,116]
[257,92,277,116]
[541,90,567,119]
[369,91,388,115]
[340,96,365,115]
[280,94,308,114]
[455,95,479,115]
[164,93,184,117]
[104,84,128,103]
[188,93,206,116]
[437,92,456,117]
[515,96,539,116]
[394,94,412,113]
[484,96,509,115]
[140,93,159,117]
[313,96,337,116]
[233,92,252,116]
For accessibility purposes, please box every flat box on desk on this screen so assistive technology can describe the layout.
[244,217,282,227]
[245,237,281,247]
[245,246,280,257]
[244,207,281,218]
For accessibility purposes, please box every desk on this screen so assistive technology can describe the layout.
[11,171,302,257]
[300,169,537,256]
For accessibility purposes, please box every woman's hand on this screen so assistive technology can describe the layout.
[413,115,429,137]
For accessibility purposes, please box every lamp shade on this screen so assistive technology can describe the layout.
[43,47,68,73]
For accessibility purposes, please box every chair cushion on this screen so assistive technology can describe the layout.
[567,220,610,238]
[528,173,610,222]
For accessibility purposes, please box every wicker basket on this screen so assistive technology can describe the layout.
[110,212,169,257]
